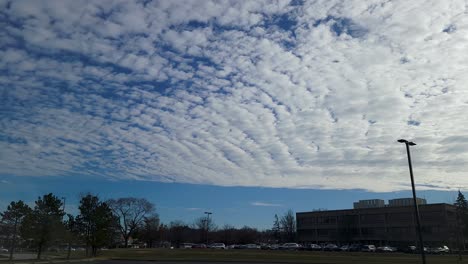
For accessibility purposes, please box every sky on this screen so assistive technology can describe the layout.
[1,0,468,229]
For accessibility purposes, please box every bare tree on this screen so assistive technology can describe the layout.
[107,197,155,247]
[169,221,191,248]
[193,216,216,243]
[280,209,296,242]
[220,224,236,244]
[140,214,160,248]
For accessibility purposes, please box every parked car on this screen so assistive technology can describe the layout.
[404,245,429,253]
[429,245,450,254]
[348,244,362,252]
[260,244,279,250]
[245,244,261,249]
[340,245,350,251]
[306,244,322,251]
[181,243,194,249]
[323,243,339,251]
[280,243,302,250]
[0,248,8,253]
[209,243,226,249]
[269,244,280,250]
[192,244,207,249]
[377,246,395,252]
[361,245,376,252]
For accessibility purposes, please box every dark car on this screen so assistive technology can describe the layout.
[192,244,207,249]
[323,243,339,251]
[349,244,362,252]
[361,244,376,252]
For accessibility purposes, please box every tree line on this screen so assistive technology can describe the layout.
[0,193,297,260]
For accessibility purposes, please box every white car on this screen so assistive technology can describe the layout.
[377,246,395,252]
[181,243,194,249]
[209,243,226,249]
[280,243,302,250]
[430,245,450,254]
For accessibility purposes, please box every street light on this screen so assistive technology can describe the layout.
[62,197,66,212]
[204,212,212,245]
[398,139,426,264]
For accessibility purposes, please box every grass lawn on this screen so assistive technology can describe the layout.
[2,248,468,264]
[99,248,468,264]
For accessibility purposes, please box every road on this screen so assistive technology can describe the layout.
[99,261,280,264]
[0,259,282,264]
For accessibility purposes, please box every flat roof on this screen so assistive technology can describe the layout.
[296,203,455,215]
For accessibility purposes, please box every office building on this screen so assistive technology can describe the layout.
[388,198,427,207]
[297,199,458,247]
[353,199,385,209]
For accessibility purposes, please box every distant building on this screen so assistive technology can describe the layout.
[353,199,385,209]
[388,198,427,207]
[297,199,458,247]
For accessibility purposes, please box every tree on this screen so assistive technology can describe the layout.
[140,214,160,248]
[455,191,468,256]
[63,214,80,260]
[280,209,296,242]
[76,194,115,256]
[107,197,155,247]
[219,224,236,245]
[272,214,281,242]
[193,216,216,243]
[168,221,190,248]
[1,200,32,260]
[20,193,65,259]
[237,226,258,244]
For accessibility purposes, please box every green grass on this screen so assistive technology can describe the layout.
[99,248,468,264]
[2,248,468,264]
[0,250,87,262]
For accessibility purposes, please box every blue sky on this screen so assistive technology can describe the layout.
[1,0,468,229]
[0,175,459,229]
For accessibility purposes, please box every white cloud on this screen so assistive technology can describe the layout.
[1,0,468,192]
[186,207,203,211]
[251,201,283,207]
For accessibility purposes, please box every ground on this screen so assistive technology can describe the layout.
[2,248,468,264]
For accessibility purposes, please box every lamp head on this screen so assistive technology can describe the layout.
[397,139,416,146]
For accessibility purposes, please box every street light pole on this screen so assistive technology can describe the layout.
[398,139,426,264]
[62,197,66,212]
[204,212,212,245]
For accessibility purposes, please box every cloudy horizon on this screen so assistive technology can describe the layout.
[2,0,468,193]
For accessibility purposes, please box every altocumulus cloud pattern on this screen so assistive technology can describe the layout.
[1,0,468,192]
